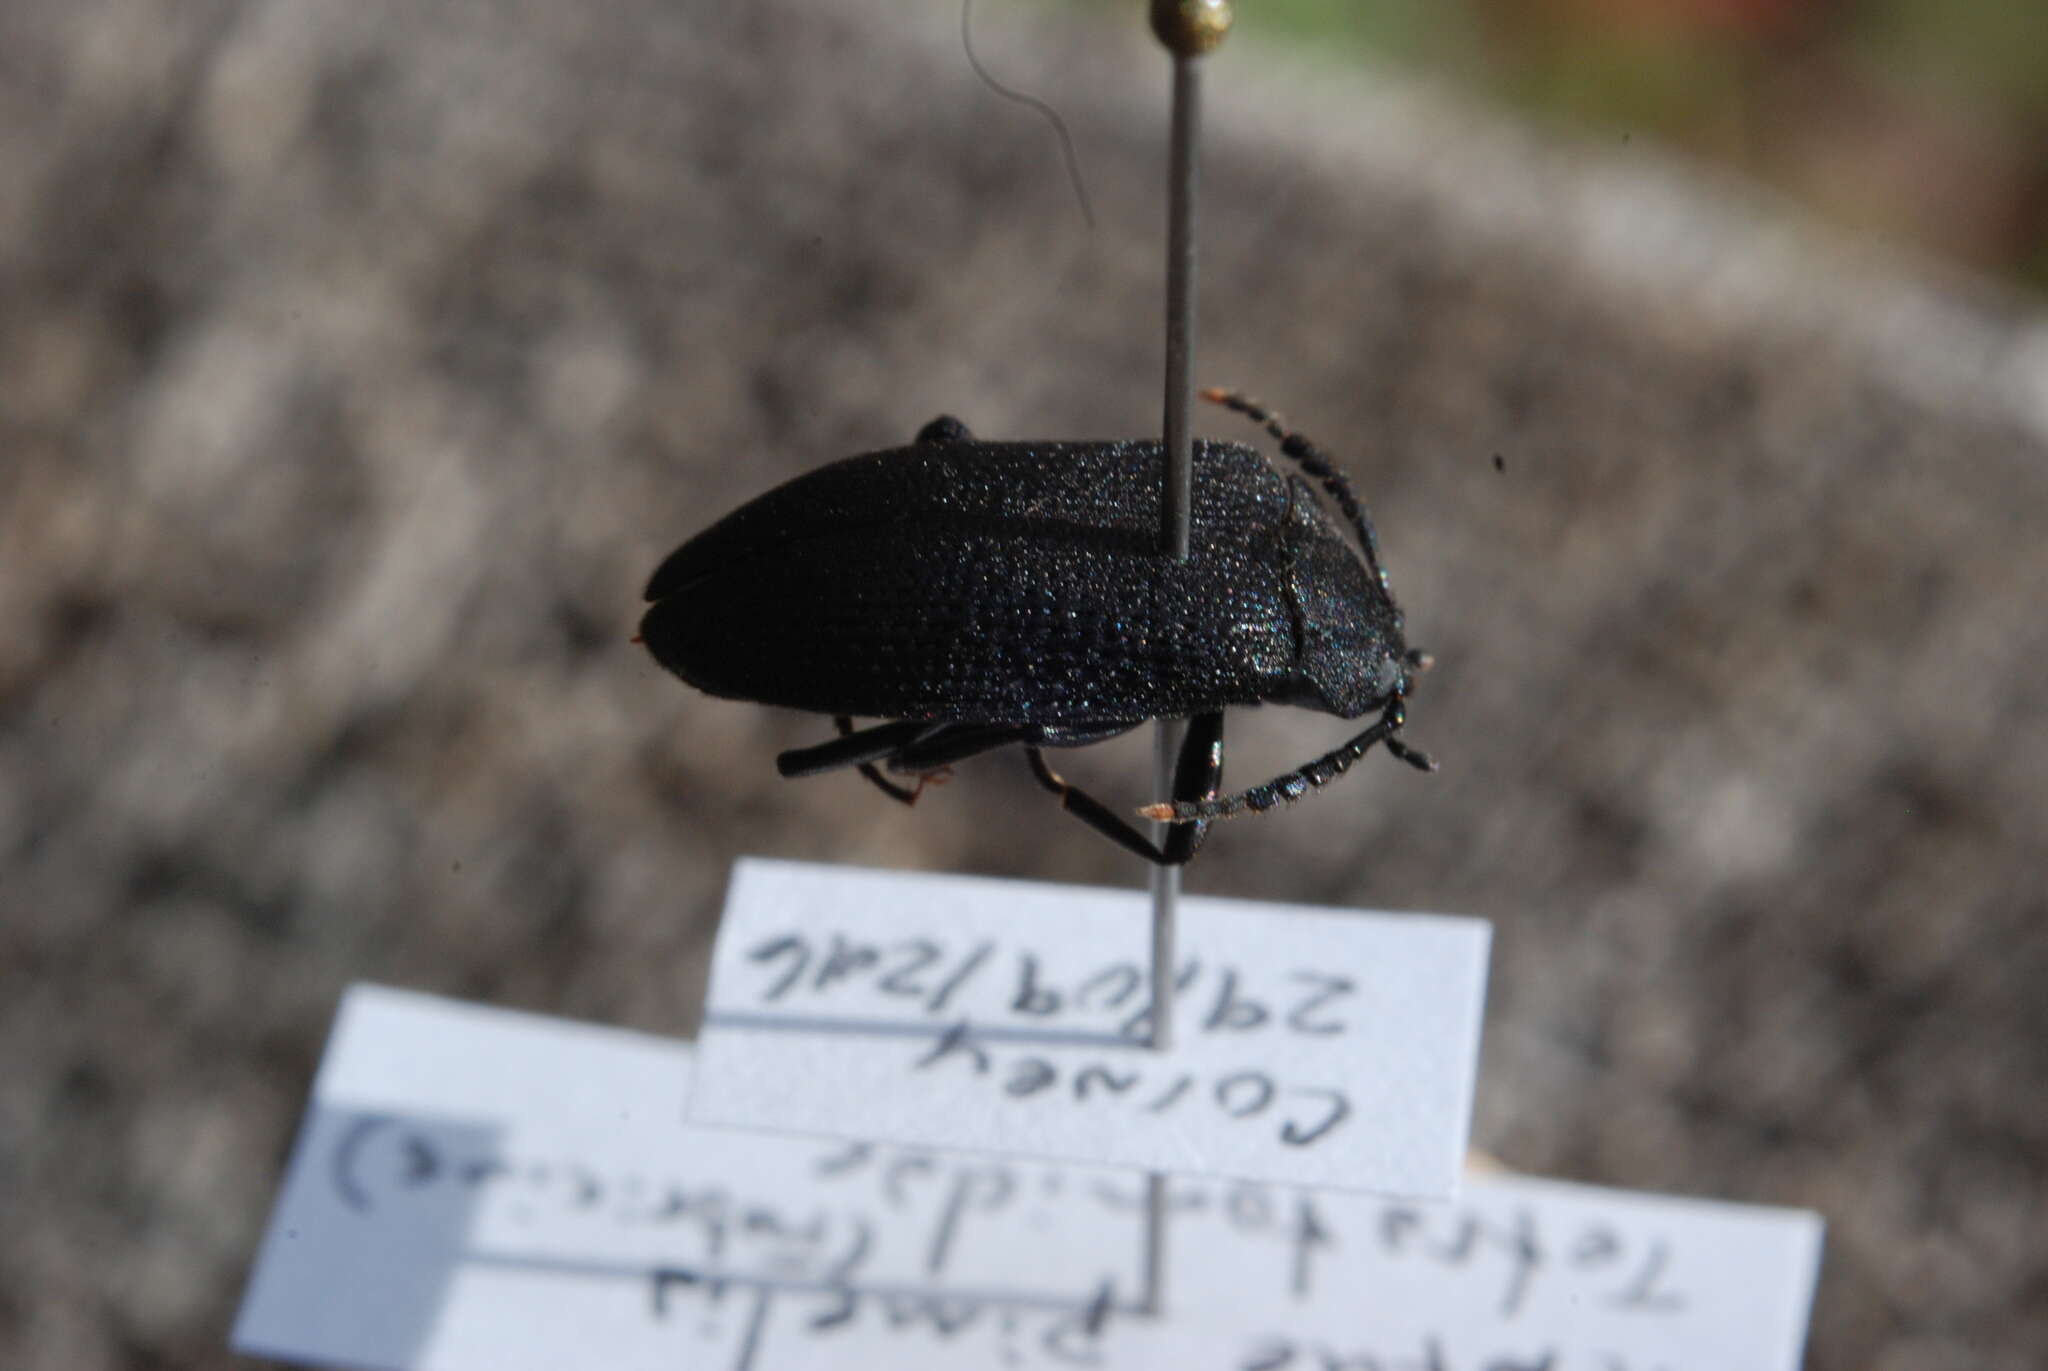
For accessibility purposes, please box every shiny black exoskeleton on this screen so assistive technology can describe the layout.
[639,391,1433,865]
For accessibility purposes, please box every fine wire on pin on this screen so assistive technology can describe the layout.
[962,0,1096,230]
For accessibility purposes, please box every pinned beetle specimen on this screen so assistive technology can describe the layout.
[639,390,1433,865]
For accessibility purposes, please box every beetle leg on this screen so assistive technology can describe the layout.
[781,718,957,807]
[832,715,924,806]
[1139,699,1431,823]
[1027,749,1167,864]
[1025,713,1224,866]
[777,719,933,780]
[1199,388,1395,597]
[886,722,1035,773]
[1161,711,1225,864]
[859,766,928,805]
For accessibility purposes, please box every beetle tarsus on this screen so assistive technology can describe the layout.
[856,762,921,804]
[1386,737,1437,773]
[867,764,954,806]
[829,716,925,805]
[1143,699,1429,823]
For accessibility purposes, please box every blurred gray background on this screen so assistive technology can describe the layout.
[3,0,2044,1367]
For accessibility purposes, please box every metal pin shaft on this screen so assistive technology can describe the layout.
[1159,51,1199,567]
[1144,3,1227,1321]
[1150,29,1211,1056]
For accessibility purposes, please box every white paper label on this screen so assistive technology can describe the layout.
[1150,1171,1825,1370]
[235,986,1822,1371]
[691,859,1492,1196]
[234,986,1141,1371]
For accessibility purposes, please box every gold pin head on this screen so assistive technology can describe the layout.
[1150,0,1232,57]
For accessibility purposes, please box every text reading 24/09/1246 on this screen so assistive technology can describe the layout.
[692,860,1492,1194]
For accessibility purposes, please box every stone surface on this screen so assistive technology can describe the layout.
[2,0,2043,1366]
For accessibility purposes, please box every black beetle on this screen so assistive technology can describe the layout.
[639,390,1433,865]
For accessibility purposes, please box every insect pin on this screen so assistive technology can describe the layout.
[639,390,1434,865]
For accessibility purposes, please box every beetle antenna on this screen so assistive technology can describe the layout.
[1138,698,1433,823]
[1199,388,1393,596]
